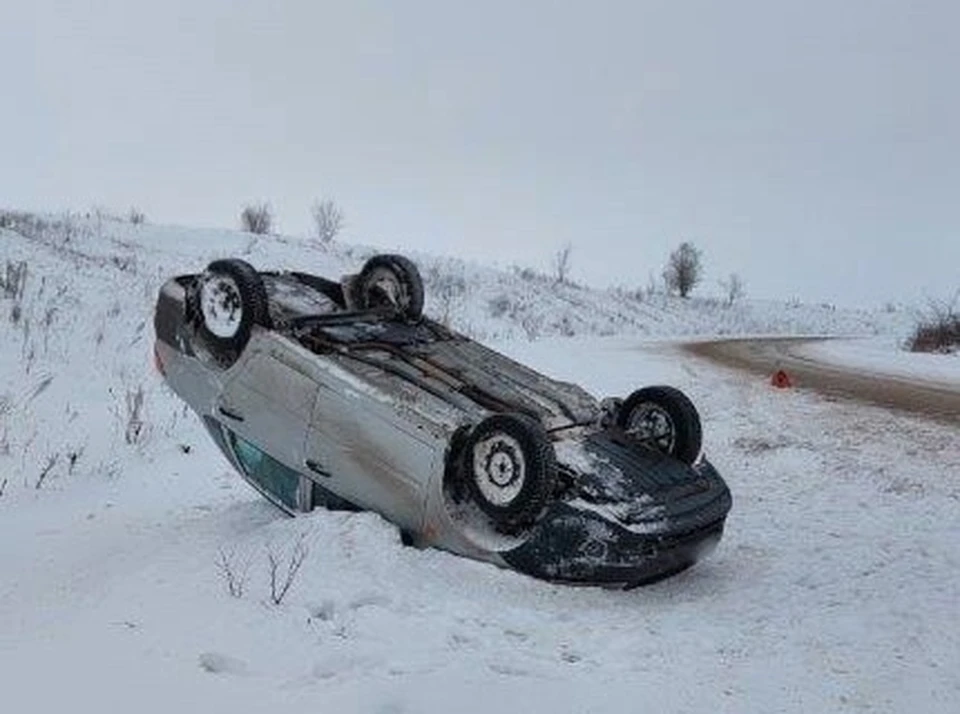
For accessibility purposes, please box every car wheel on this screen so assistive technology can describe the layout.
[616,386,702,464]
[461,413,557,531]
[354,254,424,320]
[194,259,269,365]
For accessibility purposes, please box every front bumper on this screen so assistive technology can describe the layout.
[501,488,731,588]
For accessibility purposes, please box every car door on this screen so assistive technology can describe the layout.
[302,356,438,533]
[215,343,318,512]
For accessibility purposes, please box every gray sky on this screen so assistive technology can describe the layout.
[3,1,958,307]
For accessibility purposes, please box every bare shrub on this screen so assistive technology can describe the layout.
[267,534,309,605]
[58,211,80,244]
[114,385,146,445]
[0,211,43,237]
[2,261,27,328]
[35,453,59,489]
[0,210,17,230]
[521,313,543,340]
[907,293,960,353]
[556,314,576,337]
[610,285,643,303]
[67,448,83,474]
[513,265,549,284]
[20,316,35,373]
[1,211,59,243]
[553,243,573,284]
[2,210,95,247]
[128,208,146,225]
[311,199,343,245]
[240,203,273,234]
[425,266,466,326]
[216,547,251,598]
[488,294,512,318]
[1,260,28,301]
[719,272,746,307]
[663,241,703,298]
[111,254,137,272]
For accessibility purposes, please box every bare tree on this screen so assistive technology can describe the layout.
[240,203,273,234]
[719,272,746,307]
[311,199,344,244]
[663,241,703,298]
[553,243,573,284]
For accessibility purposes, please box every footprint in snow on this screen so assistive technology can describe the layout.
[306,599,337,622]
[348,592,391,610]
[198,652,249,676]
[487,662,531,678]
[312,654,385,680]
[447,632,475,650]
[503,628,530,642]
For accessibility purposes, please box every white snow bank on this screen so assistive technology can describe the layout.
[796,337,960,389]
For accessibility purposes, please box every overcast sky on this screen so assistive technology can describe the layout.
[2,1,958,307]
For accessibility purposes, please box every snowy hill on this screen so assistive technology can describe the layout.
[0,211,912,500]
[1,212,956,713]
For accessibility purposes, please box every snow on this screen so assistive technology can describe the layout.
[553,437,611,475]
[2,213,958,713]
[796,336,960,388]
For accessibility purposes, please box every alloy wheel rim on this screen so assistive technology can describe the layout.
[626,402,676,453]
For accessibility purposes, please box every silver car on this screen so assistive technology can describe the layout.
[153,255,731,587]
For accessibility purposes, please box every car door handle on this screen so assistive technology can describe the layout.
[218,406,245,422]
[305,459,331,478]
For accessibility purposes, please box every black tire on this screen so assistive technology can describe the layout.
[194,259,269,365]
[354,254,424,321]
[460,413,557,531]
[616,386,702,465]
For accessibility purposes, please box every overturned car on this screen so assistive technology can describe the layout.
[153,254,731,587]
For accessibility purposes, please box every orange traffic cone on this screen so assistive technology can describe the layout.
[771,369,792,389]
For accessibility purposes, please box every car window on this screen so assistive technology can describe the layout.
[227,430,301,511]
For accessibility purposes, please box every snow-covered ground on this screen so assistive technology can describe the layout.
[796,337,960,388]
[1,213,958,713]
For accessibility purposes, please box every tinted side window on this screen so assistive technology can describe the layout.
[227,431,301,511]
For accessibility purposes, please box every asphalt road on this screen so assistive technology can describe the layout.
[684,337,960,426]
